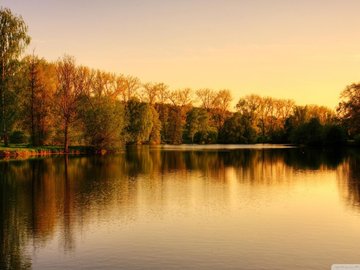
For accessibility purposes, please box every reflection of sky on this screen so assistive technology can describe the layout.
[3,0,360,108]
[0,150,352,269]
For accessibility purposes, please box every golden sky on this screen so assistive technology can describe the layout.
[3,0,360,109]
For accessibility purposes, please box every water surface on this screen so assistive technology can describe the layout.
[1,145,360,269]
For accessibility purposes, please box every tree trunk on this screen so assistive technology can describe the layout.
[30,61,35,146]
[1,60,8,146]
[64,120,69,153]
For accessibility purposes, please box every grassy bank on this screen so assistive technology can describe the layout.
[0,145,100,158]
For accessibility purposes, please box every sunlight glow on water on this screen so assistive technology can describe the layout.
[1,146,360,269]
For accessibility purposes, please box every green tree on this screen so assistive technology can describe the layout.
[185,108,217,143]
[0,7,31,145]
[125,98,153,144]
[149,106,161,144]
[81,96,125,149]
[218,113,256,144]
[155,103,170,143]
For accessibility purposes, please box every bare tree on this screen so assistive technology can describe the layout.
[55,55,84,152]
[195,88,216,110]
[169,88,193,107]
[157,83,169,104]
[142,82,159,105]
[210,89,233,129]
[124,75,140,101]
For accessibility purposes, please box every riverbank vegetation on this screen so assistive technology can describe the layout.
[1,7,359,152]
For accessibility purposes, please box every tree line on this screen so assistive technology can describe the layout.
[1,7,359,151]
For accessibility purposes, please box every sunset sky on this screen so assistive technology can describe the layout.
[3,0,360,109]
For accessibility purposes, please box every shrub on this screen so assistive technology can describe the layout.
[323,125,347,146]
[9,130,27,144]
[354,134,360,146]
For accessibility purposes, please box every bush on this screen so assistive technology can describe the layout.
[290,118,323,146]
[194,130,218,144]
[9,130,27,144]
[354,134,360,146]
[323,125,347,146]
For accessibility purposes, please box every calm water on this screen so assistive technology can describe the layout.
[1,145,360,269]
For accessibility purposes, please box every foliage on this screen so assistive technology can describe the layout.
[185,108,217,144]
[149,106,161,144]
[166,106,183,144]
[290,117,346,146]
[337,83,360,136]
[218,113,257,144]
[9,130,27,144]
[21,56,57,146]
[290,118,323,145]
[0,7,31,146]
[354,135,360,146]
[0,7,358,150]
[80,96,125,149]
[125,98,153,144]
[54,56,86,152]
[323,124,347,146]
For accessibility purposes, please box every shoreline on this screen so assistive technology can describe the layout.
[0,146,113,159]
[0,143,358,160]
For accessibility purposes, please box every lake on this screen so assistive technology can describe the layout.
[1,145,360,269]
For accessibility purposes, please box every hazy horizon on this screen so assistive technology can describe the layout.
[3,0,360,109]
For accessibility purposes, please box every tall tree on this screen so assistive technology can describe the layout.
[125,98,153,144]
[55,56,84,152]
[142,82,160,105]
[149,106,161,144]
[0,8,30,145]
[167,88,193,144]
[167,106,183,144]
[22,55,57,146]
[124,75,140,102]
[211,89,232,129]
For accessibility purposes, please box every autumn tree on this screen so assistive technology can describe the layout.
[164,88,194,144]
[211,89,232,129]
[166,106,183,144]
[306,105,334,125]
[55,56,85,152]
[142,82,162,105]
[235,95,260,134]
[195,88,216,110]
[0,7,31,145]
[154,84,170,143]
[22,55,57,145]
[169,88,193,108]
[122,75,140,102]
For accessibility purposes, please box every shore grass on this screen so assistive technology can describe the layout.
[0,144,96,158]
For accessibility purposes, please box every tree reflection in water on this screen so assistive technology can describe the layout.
[0,146,359,269]
[337,150,360,209]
